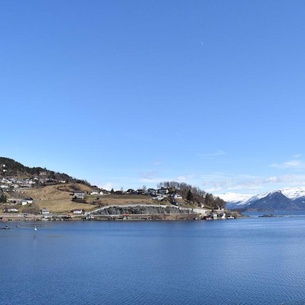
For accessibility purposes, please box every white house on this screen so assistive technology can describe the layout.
[71,209,84,215]
[21,198,33,205]
[5,208,19,213]
[158,188,169,195]
[41,208,50,215]
[153,195,166,201]
[173,194,182,199]
[73,191,86,199]
[212,212,218,220]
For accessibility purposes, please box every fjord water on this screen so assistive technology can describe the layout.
[1,217,305,305]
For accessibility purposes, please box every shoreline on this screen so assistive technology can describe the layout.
[1,203,241,222]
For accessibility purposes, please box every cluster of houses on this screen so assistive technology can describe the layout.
[40,207,85,218]
[125,188,170,196]
[73,187,183,201]
[2,197,34,213]
[0,176,66,192]
[109,187,183,198]
[1,178,189,216]
[121,188,189,205]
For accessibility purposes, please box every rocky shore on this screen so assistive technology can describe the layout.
[1,204,240,222]
[87,204,207,221]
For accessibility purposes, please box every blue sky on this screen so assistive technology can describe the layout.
[2,1,305,195]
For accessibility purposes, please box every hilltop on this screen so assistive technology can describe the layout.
[0,157,88,184]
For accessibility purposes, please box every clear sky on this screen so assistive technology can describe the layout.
[2,1,305,195]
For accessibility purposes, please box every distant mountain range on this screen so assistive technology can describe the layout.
[219,188,305,211]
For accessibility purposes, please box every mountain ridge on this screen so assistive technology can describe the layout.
[219,188,305,211]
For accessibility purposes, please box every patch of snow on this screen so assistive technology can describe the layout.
[217,187,305,209]
[216,192,253,204]
[281,187,305,200]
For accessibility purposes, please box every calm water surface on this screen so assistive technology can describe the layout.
[1,217,305,305]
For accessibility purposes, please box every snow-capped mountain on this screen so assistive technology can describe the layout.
[216,192,253,205]
[281,187,305,200]
[217,192,267,209]
[218,187,305,211]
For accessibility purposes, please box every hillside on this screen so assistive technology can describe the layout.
[21,183,95,213]
[0,157,226,215]
[21,184,157,213]
[2,182,159,214]
[0,157,87,184]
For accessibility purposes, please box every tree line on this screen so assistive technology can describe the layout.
[157,181,225,209]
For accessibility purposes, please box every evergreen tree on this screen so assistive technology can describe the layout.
[0,193,7,203]
[186,190,194,202]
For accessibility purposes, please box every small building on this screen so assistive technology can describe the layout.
[158,188,169,195]
[73,191,86,200]
[41,208,50,215]
[153,195,165,201]
[114,190,124,195]
[147,188,157,196]
[173,194,182,199]
[4,208,19,213]
[21,198,33,205]
[71,209,84,215]
[19,184,32,189]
